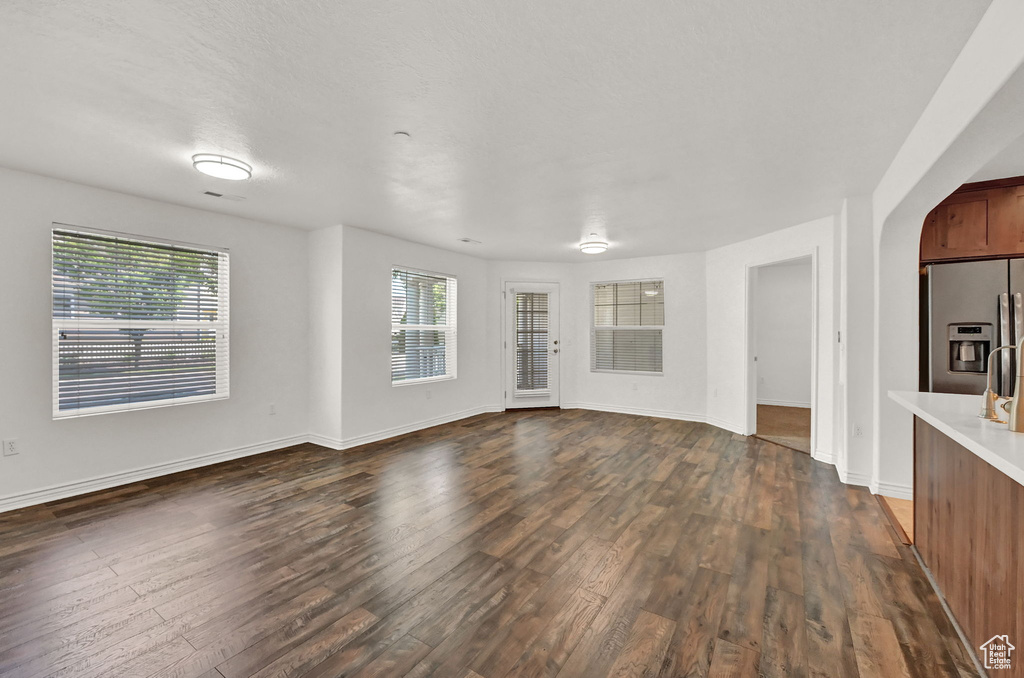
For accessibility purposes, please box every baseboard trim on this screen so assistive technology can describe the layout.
[0,434,309,514]
[756,399,811,409]
[812,448,836,464]
[338,405,504,450]
[870,479,914,501]
[561,402,706,424]
[702,416,744,435]
[306,434,345,450]
[838,468,871,488]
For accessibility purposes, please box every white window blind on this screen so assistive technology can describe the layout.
[391,267,457,384]
[592,279,664,373]
[52,226,229,418]
[515,292,549,393]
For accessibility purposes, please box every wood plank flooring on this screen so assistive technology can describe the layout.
[0,409,976,678]
[755,405,811,455]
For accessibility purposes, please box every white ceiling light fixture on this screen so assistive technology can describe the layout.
[579,234,608,254]
[192,154,252,181]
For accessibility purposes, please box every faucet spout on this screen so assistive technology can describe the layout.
[980,345,1016,420]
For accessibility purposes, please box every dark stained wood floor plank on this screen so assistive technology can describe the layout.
[0,409,978,678]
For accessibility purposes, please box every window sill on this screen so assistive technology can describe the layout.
[391,374,456,387]
[590,369,664,377]
[53,392,229,420]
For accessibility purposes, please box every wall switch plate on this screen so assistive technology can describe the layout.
[2,439,18,457]
[426,390,432,400]
[268,404,276,415]
[631,382,638,391]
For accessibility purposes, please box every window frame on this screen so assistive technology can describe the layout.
[51,224,230,419]
[390,265,458,386]
[590,278,665,376]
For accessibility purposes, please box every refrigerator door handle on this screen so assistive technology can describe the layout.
[1015,292,1023,345]
[1001,293,1012,394]
[1014,292,1023,396]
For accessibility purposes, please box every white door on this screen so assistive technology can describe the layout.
[505,282,560,408]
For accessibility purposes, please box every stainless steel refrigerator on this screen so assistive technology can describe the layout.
[926,259,1024,395]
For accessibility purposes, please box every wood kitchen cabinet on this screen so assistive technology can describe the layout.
[920,177,1024,263]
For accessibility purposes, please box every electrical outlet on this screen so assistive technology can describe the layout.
[2,439,18,457]
[268,404,276,415]
[631,382,638,391]
[853,424,864,438]
[426,390,432,400]
[759,376,765,385]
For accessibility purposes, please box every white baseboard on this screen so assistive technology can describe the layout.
[756,399,811,409]
[870,479,913,501]
[812,448,836,464]
[338,405,504,450]
[838,468,871,488]
[561,402,706,424]
[0,434,308,514]
[306,433,345,450]
[705,416,746,435]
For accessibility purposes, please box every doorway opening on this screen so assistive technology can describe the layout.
[751,256,814,454]
[504,282,560,409]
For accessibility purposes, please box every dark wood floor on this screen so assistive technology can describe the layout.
[0,409,977,678]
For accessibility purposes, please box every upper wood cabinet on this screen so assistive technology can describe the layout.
[920,178,1024,263]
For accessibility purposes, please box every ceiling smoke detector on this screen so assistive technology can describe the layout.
[192,154,252,181]
[579,234,608,254]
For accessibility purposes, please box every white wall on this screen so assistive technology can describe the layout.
[755,259,813,408]
[339,226,499,447]
[865,0,1024,500]
[566,254,708,420]
[0,168,310,509]
[308,225,344,446]
[706,216,838,463]
[489,254,707,422]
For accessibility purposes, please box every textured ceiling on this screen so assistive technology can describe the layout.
[0,0,991,260]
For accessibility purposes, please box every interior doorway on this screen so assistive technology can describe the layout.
[504,282,560,408]
[751,256,814,454]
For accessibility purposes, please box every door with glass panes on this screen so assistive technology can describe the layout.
[504,282,560,408]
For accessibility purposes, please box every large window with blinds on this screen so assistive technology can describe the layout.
[52,226,230,418]
[592,279,664,374]
[391,267,457,384]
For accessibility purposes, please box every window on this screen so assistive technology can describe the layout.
[391,267,457,384]
[592,279,664,373]
[515,292,549,393]
[52,226,229,418]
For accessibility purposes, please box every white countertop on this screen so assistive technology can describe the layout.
[889,390,1024,487]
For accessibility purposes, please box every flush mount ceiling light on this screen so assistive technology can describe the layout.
[192,154,252,181]
[579,234,608,254]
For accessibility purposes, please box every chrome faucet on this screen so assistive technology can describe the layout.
[1009,337,1024,432]
[983,340,1024,431]
[980,345,1016,420]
